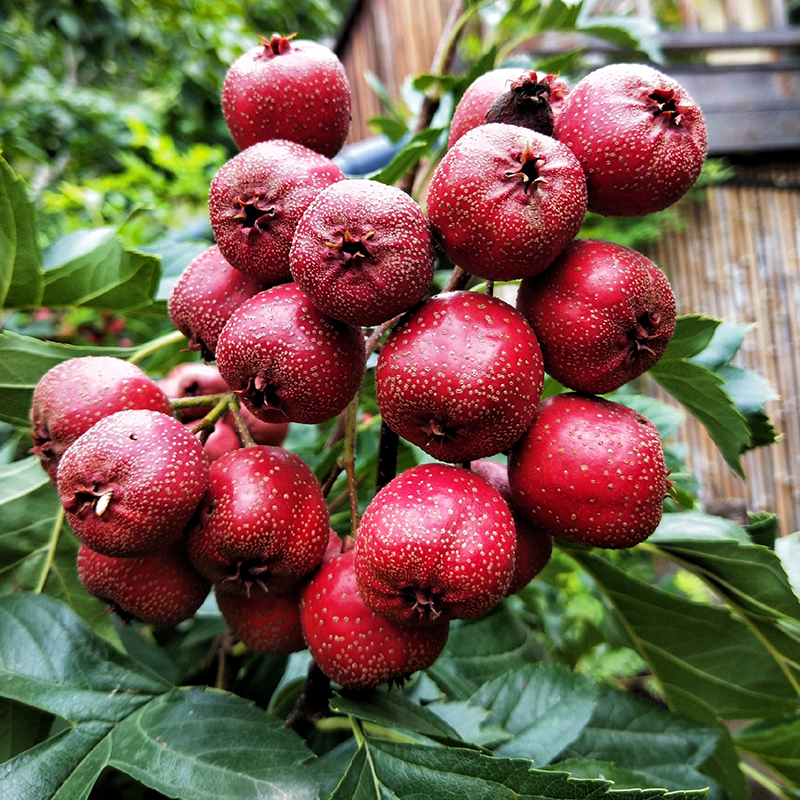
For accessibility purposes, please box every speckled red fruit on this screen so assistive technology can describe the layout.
[222,33,351,158]
[217,585,305,654]
[427,123,587,281]
[289,179,435,326]
[375,291,544,463]
[354,463,516,626]
[58,409,209,557]
[30,356,173,483]
[77,542,210,626]
[508,393,669,549]
[448,69,570,149]
[484,71,558,136]
[517,239,677,394]
[185,446,329,596]
[191,418,240,463]
[554,63,707,216]
[158,362,230,421]
[208,140,345,284]
[470,459,552,595]
[301,548,449,690]
[215,283,366,425]
[168,245,266,361]
[238,404,290,447]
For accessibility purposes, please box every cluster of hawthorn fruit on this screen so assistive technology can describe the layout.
[29,33,708,690]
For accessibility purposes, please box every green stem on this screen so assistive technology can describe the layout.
[739,760,793,798]
[316,717,419,743]
[128,329,186,365]
[35,506,65,594]
[190,395,234,444]
[227,396,257,448]
[171,393,228,409]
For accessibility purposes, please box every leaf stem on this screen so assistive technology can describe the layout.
[35,506,65,594]
[127,329,186,365]
[189,394,234,445]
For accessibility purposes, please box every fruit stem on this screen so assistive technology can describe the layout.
[190,394,235,444]
[344,396,360,537]
[227,396,257,448]
[170,393,228,409]
[285,660,332,739]
[128,329,186,365]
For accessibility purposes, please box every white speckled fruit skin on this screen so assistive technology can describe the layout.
[508,393,668,549]
[222,38,351,158]
[354,463,517,626]
[289,179,435,326]
[301,547,449,690]
[427,123,587,281]
[57,409,209,557]
[215,283,366,425]
[516,238,677,394]
[185,445,330,596]
[208,140,345,284]
[375,291,544,463]
[554,63,707,217]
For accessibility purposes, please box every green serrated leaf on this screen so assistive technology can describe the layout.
[0,698,54,763]
[570,550,798,721]
[745,511,779,549]
[426,605,545,700]
[775,533,800,600]
[109,687,318,800]
[689,322,752,370]
[649,358,750,476]
[331,737,708,800]
[0,330,153,428]
[469,663,597,764]
[368,128,445,187]
[661,316,721,361]
[0,155,44,308]
[367,116,410,142]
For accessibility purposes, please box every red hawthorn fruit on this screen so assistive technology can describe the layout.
[217,585,306,655]
[30,356,173,483]
[375,291,544,463]
[57,409,209,558]
[238,404,290,447]
[300,547,449,690]
[192,418,241,463]
[221,33,351,158]
[554,63,707,216]
[516,238,677,394]
[354,463,517,626]
[158,362,230,422]
[483,71,558,136]
[289,179,435,326]
[77,542,211,627]
[167,245,267,361]
[448,69,570,149]
[508,393,669,549]
[184,445,330,596]
[208,140,345,284]
[215,283,366,425]
[470,459,553,595]
[426,123,587,281]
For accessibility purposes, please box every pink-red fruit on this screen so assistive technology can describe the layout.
[427,124,587,281]
[289,179,435,326]
[355,464,516,626]
[301,548,449,690]
[158,362,230,421]
[185,446,329,596]
[222,33,351,158]
[508,393,669,549]
[77,542,211,626]
[58,409,209,557]
[31,356,173,482]
[168,245,266,361]
[209,140,345,284]
[375,291,544,463]
[215,283,366,425]
[554,63,707,216]
[217,585,305,654]
[516,238,677,394]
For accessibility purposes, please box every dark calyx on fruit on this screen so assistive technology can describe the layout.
[649,88,683,124]
[328,229,375,262]
[235,193,278,233]
[627,310,662,360]
[506,144,547,194]
[403,586,444,622]
[485,72,555,136]
[260,32,295,57]
[246,374,285,420]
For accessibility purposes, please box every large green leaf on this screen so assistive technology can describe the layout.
[556,688,724,795]
[569,550,798,721]
[0,330,153,428]
[468,663,597,764]
[660,315,721,361]
[0,593,318,800]
[330,736,708,800]
[426,605,545,700]
[40,227,161,312]
[369,128,445,186]
[733,714,800,789]
[0,155,44,308]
